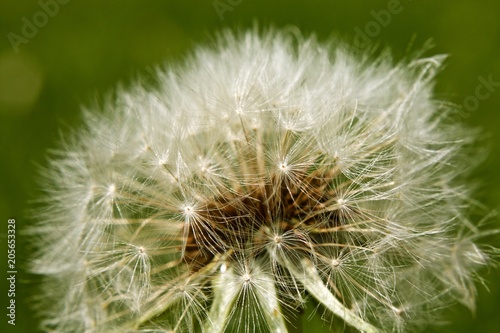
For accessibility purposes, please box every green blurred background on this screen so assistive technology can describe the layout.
[1,0,499,332]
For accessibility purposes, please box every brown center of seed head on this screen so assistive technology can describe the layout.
[181,152,343,272]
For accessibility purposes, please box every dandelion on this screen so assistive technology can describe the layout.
[31,29,496,332]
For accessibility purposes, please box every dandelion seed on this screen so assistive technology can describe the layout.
[332,258,342,268]
[31,29,497,333]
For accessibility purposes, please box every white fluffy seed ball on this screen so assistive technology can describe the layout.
[31,30,492,333]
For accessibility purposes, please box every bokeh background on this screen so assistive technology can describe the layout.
[1,0,499,332]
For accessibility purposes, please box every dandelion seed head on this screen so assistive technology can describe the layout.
[31,29,497,333]
[332,258,342,268]
[273,235,283,245]
[183,205,194,215]
[107,183,116,196]
[242,273,252,283]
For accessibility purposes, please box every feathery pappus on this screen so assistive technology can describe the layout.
[31,29,497,333]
